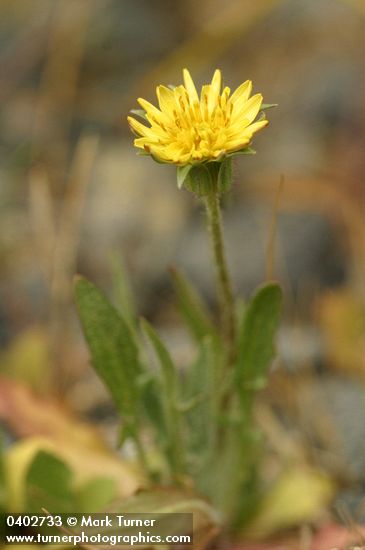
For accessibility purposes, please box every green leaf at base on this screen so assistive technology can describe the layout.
[74,276,141,425]
[76,477,116,512]
[141,319,185,475]
[25,451,74,513]
[237,283,282,397]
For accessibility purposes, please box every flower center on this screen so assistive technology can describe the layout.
[172,119,227,160]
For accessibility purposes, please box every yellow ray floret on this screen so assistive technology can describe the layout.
[128,69,268,165]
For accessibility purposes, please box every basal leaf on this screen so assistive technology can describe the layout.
[141,319,185,475]
[25,450,74,513]
[184,337,217,472]
[74,276,141,425]
[138,373,167,447]
[76,477,116,512]
[109,253,139,344]
[236,283,282,396]
[141,319,177,391]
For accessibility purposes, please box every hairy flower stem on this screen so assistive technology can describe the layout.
[204,187,236,359]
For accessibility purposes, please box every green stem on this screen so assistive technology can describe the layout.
[204,186,236,358]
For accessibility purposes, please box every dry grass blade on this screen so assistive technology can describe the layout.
[50,132,99,385]
[247,176,365,296]
[29,166,56,284]
[31,0,95,172]
[266,175,284,282]
[51,133,99,304]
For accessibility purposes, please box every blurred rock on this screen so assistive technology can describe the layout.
[297,375,365,484]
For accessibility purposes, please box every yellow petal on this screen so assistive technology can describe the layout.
[200,84,211,120]
[230,80,252,106]
[225,135,251,151]
[183,68,199,104]
[134,136,161,150]
[147,144,171,162]
[164,143,187,163]
[156,85,176,116]
[174,85,189,109]
[127,116,151,137]
[220,86,231,109]
[231,93,263,124]
[246,119,269,136]
[210,69,222,95]
[207,69,222,115]
[128,70,270,164]
[137,98,171,126]
[133,138,145,150]
[226,120,268,151]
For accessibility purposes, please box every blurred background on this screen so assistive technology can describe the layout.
[2,0,365,540]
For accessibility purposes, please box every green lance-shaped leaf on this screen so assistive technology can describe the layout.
[183,337,219,483]
[141,318,185,476]
[236,283,282,396]
[76,477,116,512]
[137,372,169,475]
[25,451,74,513]
[170,267,217,343]
[74,276,141,426]
[109,252,139,341]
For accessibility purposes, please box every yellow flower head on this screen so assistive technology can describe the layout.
[128,69,269,166]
